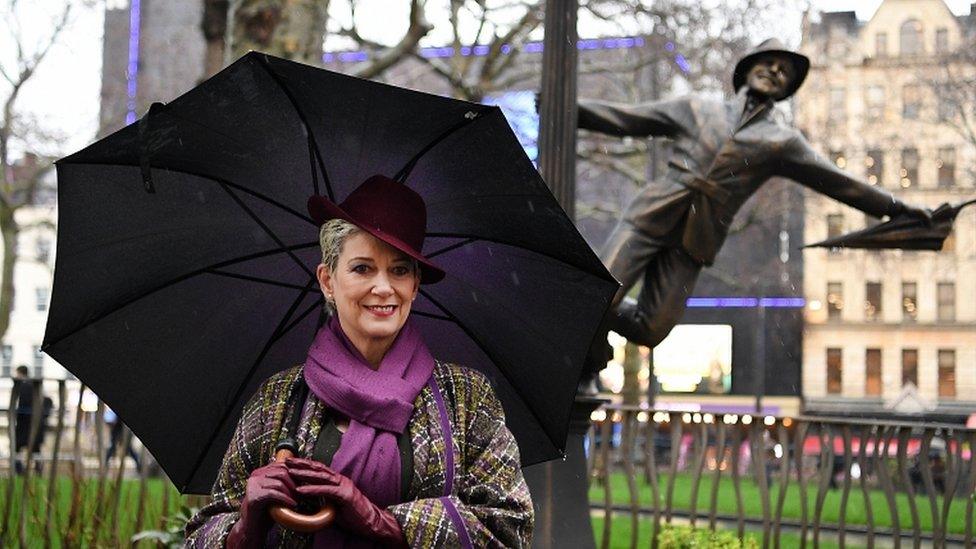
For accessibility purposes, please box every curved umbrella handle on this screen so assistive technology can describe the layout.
[269,442,336,533]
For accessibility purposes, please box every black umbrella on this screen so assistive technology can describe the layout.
[44,52,617,494]
[804,200,976,251]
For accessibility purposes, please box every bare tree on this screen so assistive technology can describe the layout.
[925,36,976,185]
[202,0,434,80]
[391,1,544,101]
[0,1,73,343]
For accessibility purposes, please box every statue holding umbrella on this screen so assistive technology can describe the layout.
[575,38,954,391]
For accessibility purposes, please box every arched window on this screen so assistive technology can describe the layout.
[900,19,923,55]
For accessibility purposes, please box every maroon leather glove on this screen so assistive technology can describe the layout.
[226,462,298,548]
[285,457,408,547]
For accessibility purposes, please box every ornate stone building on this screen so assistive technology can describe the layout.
[796,0,976,421]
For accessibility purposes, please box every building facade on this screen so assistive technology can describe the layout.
[796,0,976,421]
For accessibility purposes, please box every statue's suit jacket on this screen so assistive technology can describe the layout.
[579,89,900,265]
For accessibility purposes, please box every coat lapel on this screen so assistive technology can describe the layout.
[732,89,774,133]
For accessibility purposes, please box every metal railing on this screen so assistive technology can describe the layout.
[587,404,976,548]
[0,378,194,547]
[4,380,975,547]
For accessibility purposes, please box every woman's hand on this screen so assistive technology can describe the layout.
[226,462,298,548]
[285,457,407,547]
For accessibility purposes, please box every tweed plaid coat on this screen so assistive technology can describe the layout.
[185,362,533,547]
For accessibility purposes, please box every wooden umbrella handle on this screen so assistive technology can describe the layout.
[268,444,336,533]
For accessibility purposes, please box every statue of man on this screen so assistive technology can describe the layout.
[578,39,929,385]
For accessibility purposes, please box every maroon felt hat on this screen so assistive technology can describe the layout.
[307,175,445,284]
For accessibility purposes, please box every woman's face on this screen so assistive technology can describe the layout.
[317,231,420,357]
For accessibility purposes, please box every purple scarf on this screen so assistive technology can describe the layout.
[303,316,434,546]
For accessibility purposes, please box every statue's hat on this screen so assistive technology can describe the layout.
[732,38,810,100]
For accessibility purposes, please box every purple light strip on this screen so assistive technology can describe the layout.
[323,37,647,64]
[685,297,806,308]
[125,0,141,125]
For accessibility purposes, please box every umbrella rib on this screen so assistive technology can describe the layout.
[43,242,320,351]
[256,55,334,201]
[214,181,314,278]
[276,293,325,340]
[185,277,319,490]
[410,309,452,322]
[425,238,477,259]
[393,107,493,184]
[60,160,316,226]
[425,232,611,280]
[206,269,315,292]
[417,288,565,455]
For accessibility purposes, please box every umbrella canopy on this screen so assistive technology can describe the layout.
[804,200,976,251]
[45,52,617,494]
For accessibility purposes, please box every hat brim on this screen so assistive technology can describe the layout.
[732,49,809,101]
[308,195,446,284]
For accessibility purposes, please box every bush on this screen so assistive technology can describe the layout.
[657,526,758,549]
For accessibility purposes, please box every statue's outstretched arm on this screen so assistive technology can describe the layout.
[577,98,684,138]
[776,133,914,218]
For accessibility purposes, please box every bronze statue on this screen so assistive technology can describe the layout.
[579,39,930,385]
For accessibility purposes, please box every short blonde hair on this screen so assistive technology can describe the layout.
[319,218,362,273]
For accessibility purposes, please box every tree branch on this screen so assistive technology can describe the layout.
[350,0,433,80]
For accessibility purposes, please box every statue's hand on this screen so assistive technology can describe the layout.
[895,201,933,225]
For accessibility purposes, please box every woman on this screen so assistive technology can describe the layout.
[185,175,534,547]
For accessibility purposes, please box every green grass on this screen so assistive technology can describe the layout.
[2,470,970,546]
[588,472,973,536]
[0,474,186,546]
[591,515,851,549]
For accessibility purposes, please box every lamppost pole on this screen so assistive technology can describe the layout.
[524,2,604,549]
[537,0,579,218]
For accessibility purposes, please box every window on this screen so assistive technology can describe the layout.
[902,282,918,321]
[938,95,957,121]
[827,348,843,394]
[937,282,955,321]
[829,88,846,121]
[900,19,923,56]
[1,345,11,378]
[866,86,885,120]
[827,214,844,239]
[865,282,882,321]
[865,149,883,186]
[827,282,843,320]
[937,349,956,397]
[826,213,844,254]
[902,349,918,386]
[865,349,882,396]
[31,345,43,378]
[900,148,918,188]
[35,287,48,312]
[937,147,955,187]
[35,237,51,263]
[902,84,920,119]
[876,32,888,57]
[935,28,949,53]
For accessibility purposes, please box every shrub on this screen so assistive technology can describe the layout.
[657,525,758,548]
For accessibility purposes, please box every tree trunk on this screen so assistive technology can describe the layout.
[202,0,229,77]
[0,204,17,343]
[229,0,329,65]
